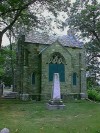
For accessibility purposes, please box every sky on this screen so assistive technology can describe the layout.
[2,34,10,46]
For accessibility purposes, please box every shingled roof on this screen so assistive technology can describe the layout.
[25,31,83,48]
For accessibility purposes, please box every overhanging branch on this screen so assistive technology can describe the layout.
[2,0,37,34]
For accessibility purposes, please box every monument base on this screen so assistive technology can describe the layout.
[46,103,65,110]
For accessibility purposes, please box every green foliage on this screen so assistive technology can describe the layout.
[67,0,100,85]
[96,94,100,102]
[87,77,99,89]
[95,86,100,92]
[1,75,13,86]
[0,45,16,86]
[68,1,100,42]
[0,49,8,76]
[88,89,100,101]
[0,68,4,76]
[88,89,98,100]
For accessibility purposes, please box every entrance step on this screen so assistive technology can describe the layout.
[2,92,18,99]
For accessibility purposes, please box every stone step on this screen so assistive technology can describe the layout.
[2,92,18,99]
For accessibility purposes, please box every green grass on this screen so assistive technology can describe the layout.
[0,99,100,133]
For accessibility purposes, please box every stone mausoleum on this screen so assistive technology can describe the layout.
[16,30,87,100]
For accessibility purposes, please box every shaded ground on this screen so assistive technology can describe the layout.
[0,99,100,133]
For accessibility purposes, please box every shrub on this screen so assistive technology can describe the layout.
[88,89,98,101]
[96,94,100,102]
[95,86,100,92]
[88,89,100,101]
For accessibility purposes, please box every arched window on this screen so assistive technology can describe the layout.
[49,53,65,82]
[49,54,64,64]
[73,73,77,85]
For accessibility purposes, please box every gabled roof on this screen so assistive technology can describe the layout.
[39,40,73,57]
[25,31,84,48]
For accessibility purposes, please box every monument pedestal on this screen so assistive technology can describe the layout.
[47,99,65,110]
[46,103,65,110]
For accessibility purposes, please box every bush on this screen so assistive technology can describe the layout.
[96,94,100,102]
[88,89,100,101]
[95,86,100,92]
[88,89,98,101]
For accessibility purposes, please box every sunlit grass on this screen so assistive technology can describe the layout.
[0,99,100,133]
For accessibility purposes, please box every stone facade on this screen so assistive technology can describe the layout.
[16,32,87,100]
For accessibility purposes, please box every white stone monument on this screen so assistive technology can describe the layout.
[52,73,61,100]
[47,73,65,110]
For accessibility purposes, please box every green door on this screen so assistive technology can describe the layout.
[58,64,65,82]
[49,63,65,82]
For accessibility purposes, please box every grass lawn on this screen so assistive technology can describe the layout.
[0,99,100,133]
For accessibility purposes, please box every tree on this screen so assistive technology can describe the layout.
[0,0,70,49]
[86,41,100,86]
[67,0,100,43]
[66,0,100,86]
[0,44,16,86]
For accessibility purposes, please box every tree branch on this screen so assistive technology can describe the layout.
[79,19,100,43]
[2,0,37,34]
[0,8,20,17]
[0,0,37,49]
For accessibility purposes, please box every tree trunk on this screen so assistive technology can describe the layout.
[9,31,15,91]
[0,31,3,50]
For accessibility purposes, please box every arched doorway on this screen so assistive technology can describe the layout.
[49,53,65,82]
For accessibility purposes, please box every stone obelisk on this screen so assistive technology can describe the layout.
[52,73,61,100]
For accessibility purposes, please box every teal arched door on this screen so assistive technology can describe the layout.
[49,53,65,82]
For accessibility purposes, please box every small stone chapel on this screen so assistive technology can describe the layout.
[16,30,87,100]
